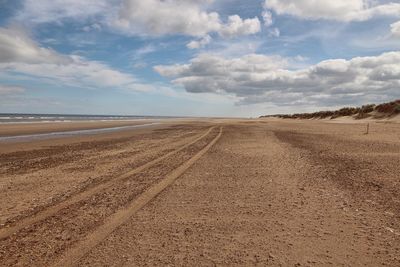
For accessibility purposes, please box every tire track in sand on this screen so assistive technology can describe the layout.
[0,127,215,241]
[53,127,223,267]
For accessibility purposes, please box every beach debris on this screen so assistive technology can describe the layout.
[365,123,370,135]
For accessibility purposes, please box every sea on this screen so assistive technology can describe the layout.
[0,113,180,142]
[0,113,174,124]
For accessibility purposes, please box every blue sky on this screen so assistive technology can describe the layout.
[0,0,400,117]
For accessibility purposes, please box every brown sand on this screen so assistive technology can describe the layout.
[0,119,399,266]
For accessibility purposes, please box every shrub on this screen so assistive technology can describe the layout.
[360,104,375,113]
[355,112,371,119]
[262,99,400,119]
[395,103,400,114]
[376,100,400,114]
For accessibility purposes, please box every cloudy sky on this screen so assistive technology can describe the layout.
[0,0,399,117]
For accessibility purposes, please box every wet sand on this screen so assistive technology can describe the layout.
[0,119,399,266]
[0,120,161,137]
[0,123,161,143]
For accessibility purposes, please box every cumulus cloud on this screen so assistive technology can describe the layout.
[154,53,288,95]
[114,0,260,40]
[187,35,212,49]
[0,27,146,91]
[14,0,261,50]
[264,0,400,22]
[391,21,400,37]
[155,51,400,106]
[219,15,261,38]
[114,0,220,36]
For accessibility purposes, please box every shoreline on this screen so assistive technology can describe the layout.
[0,122,160,143]
[0,120,162,137]
[0,118,156,125]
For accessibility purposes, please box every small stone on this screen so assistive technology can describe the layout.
[268,253,275,259]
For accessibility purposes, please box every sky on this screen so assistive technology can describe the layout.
[0,0,399,117]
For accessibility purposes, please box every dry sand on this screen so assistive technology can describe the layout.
[0,119,399,266]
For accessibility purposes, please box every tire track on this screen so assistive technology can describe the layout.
[53,127,223,267]
[0,128,203,226]
[0,127,215,241]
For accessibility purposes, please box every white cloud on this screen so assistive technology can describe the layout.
[13,0,261,50]
[204,39,263,58]
[1,56,140,90]
[83,23,102,32]
[0,27,147,92]
[262,10,273,27]
[0,27,69,64]
[391,21,400,37]
[154,53,289,94]
[264,0,400,22]
[155,51,400,106]
[15,0,117,24]
[114,0,221,37]
[187,35,212,49]
[131,44,157,60]
[0,58,147,91]
[268,28,280,37]
[114,0,260,39]
[219,15,261,38]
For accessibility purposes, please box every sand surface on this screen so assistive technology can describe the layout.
[0,119,399,266]
[0,120,165,137]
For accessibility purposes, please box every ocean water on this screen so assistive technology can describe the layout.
[0,113,172,124]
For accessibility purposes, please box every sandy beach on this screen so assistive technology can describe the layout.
[0,119,399,266]
[0,120,163,137]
